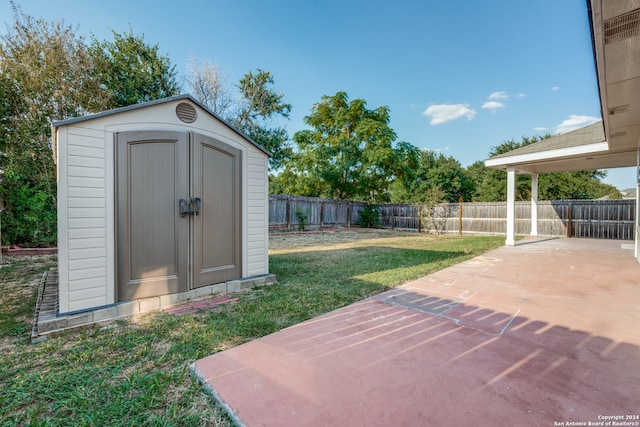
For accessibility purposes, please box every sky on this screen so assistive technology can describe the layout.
[1,0,636,190]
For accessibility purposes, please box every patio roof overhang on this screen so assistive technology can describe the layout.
[484,121,638,174]
[483,0,640,256]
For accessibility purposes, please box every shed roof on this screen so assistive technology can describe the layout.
[52,94,272,157]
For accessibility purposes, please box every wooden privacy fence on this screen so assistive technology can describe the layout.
[269,195,636,240]
[269,195,367,229]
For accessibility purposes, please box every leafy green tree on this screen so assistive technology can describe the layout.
[188,66,292,171]
[282,92,415,201]
[233,69,292,171]
[391,149,473,203]
[90,27,180,108]
[0,6,183,246]
[464,160,511,202]
[539,171,620,200]
[0,4,110,246]
[469,135,621,201]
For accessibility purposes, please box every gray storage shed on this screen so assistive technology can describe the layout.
[53,94,272,314]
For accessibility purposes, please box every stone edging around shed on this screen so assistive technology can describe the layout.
[2,247,58,255]
[31,268,276,343]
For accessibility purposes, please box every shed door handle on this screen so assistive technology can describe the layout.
[179,198,190,217]
[192,197,201,215]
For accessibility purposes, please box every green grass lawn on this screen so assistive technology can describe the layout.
[0,231,504,426]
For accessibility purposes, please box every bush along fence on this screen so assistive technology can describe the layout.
[269,195,636,240]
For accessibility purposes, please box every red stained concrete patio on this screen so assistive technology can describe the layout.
[191,237,640,426]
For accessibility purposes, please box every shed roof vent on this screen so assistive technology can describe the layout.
[176,102,197,123]
[604,8,640,45]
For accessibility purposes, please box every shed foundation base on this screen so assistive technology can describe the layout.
[31,268,276,342]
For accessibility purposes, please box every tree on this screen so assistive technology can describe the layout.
[0,4,110,245]
[539,171,620,200]
[465,160,511,202]
[282,92,415,202]
[187,66,292,171]
[0,5,183,246]
[185,57,235,118]
[90,27,181,108]
[233,69,292,171]
[468,135,621,201]
[391,149,473,203]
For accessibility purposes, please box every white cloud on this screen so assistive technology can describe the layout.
[422,104,476,125]
[515,92,526,98]
[481,101,505,110]
[488,91,508,100]
[555,115,600,134]
[533,126,548,132]
[552,86,560,91]
[429,146,450,153]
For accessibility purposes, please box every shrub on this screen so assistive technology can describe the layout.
[358,204,381,228]
[294,207,309,231]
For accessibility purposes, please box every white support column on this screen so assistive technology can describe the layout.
[636,148,639,262]
[506,167,516,246]
[530,173,538,237]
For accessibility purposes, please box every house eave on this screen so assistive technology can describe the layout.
[484,141,610,170]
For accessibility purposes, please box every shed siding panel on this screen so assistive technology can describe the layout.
[68,155,104,168]
[248,212,265,222]
[247,222,266,232]
[68,208,105,218]
[248,170,264,181]
[246,149,268,276]
[68,187,105,198]
[68,198,106,209]
[69,247,106,260]
[68,296,107,313]
[68,177,105,188]
[247,198,264,208]
[68,277,105,291]
[68,238,106,250]
[248,247,265,256]
[68,227,106,239]
[68,165,106,178]
[67,145,104,158]
[68,267,106,282]
[61,129,109,313]
[67,126,106,139]
[68,218,106,229]
[69,257,106,270]
[69,287,106,301]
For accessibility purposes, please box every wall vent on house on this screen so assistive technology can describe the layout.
[604,8,640,45]
[176,102,197,123]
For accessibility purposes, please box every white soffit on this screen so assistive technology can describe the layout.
[484,141,610,168]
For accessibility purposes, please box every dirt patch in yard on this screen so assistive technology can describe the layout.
[269,227,415,252]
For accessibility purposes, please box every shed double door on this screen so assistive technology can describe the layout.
[116,131,241,301]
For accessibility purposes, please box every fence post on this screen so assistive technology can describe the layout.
[458,197,463,235]
[347,202,351,227]
[286,195,291,229]
[567,202,573,238]
[320,200,324,228]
